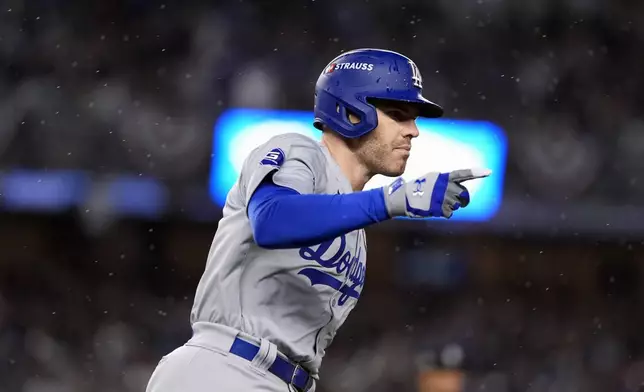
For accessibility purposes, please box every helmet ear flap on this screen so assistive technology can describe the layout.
[313,89,378,138]
[336,104,362,126]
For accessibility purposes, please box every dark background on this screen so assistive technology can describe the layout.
[1,1,644,391]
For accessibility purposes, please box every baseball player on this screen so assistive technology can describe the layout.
[145,48,491,392]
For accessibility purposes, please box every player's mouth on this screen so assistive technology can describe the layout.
[395,148,411,160]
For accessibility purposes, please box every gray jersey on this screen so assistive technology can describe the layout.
[190,133,367,376]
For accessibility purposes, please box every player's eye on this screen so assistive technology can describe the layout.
[386,109,411,122]
[385,110,400,120]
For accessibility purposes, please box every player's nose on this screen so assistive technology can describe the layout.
[403,121,420,138]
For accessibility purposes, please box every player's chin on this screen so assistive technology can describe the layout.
[396,151,411,170]
[382,158,408,177]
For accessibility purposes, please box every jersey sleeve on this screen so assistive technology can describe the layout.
[240,133,327,205]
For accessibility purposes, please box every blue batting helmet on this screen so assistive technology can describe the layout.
[313,48,444,139]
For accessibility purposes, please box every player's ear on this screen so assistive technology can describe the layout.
[336,104,361,125]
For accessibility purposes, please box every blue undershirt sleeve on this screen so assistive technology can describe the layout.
[247,181,391,249]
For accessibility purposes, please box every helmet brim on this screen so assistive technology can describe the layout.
[412,97,445,118]
[367,96,444,119]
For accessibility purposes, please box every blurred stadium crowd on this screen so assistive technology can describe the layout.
[3,224,644,392]
[2,0,644,202]
[1,0,644,391]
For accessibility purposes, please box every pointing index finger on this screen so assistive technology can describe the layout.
[449,168,493,183]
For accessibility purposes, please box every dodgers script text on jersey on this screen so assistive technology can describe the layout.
[299,234,366,307]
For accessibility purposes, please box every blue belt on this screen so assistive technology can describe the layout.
[229,337,312,391]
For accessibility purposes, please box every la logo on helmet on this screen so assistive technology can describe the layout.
[409,60,423,89]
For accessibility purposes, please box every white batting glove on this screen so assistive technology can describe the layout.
[382,168,492,219]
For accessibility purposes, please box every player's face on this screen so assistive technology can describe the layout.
[353,101,420,177]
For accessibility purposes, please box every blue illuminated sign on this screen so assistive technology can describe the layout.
[210,108,507,221]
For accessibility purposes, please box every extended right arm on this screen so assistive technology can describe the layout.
[239,133,490,250]
[248,180,389,249]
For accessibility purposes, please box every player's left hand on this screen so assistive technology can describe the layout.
[382,168,492,219]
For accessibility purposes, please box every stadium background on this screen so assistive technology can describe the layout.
[2,0,644,391]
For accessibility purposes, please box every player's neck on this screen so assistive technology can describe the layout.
[321,135,371,191]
